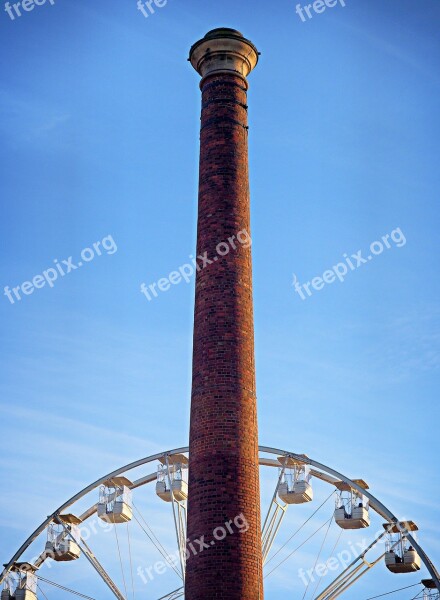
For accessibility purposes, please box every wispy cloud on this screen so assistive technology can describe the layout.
[334,19,440,86]
[0,88,71,146]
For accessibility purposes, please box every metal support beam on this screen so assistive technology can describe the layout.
[262,464,287,564]
[165,454,186,582]
[260,446,440,592]
[56,517,126,600]
[315,529,389,600]
[158,587,184,600]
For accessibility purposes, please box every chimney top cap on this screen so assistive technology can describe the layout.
[189,28,259,82]
[204,27,244,39]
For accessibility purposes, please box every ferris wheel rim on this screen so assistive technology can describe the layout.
[1,444,439,593]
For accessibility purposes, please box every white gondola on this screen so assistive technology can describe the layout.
[98,477,133,524]
[45,515,81,562]
[385,549,421,573]
[384,521,421,574]
[277,457,313,504]
[2,564,38,600]
[334,480,370,529]
[156,454,189,502]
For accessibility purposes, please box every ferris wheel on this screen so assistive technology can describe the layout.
[1,446,439,600]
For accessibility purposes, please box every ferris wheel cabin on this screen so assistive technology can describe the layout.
[334,480,371,529]
[97,477,133,524]
[1,564,37,600]
[45,514,81,562]
[277,457,313,504]
[384,521,421,574]
[156,454,188,502]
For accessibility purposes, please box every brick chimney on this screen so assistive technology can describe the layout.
[186,28,263,599]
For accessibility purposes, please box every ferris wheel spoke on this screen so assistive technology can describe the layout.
[79,539,126,600]
[157,587,185,599]
[310,526,344,598]
[314,528,389,600]
[54,518,126,600]
[301,516,334,600]
[264,489,335,572]
[361,583,424,600]
[163,454,187,582]
[126,522,135,600]
[112,517,128,599]
[37,576,99,599]
[261,463,287,564]
[36,584,50,600]
[131,502,182,579]
[265,516,333,579]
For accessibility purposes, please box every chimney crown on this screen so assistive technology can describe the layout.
[189,28,259,83]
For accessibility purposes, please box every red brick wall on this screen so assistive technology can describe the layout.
[185,72,264,599]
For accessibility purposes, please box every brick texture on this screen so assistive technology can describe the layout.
[185,72,264,599]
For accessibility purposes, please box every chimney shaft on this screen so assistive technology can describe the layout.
[186,29,263,599]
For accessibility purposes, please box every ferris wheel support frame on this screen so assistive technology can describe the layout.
[1,445,439,593]
[164,453,186,582]
[262,445,440,592]
[55,517,125,600]
[315,528,392,600]
[261,463,287,564]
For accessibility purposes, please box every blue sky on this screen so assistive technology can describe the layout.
[0,0,439,598]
